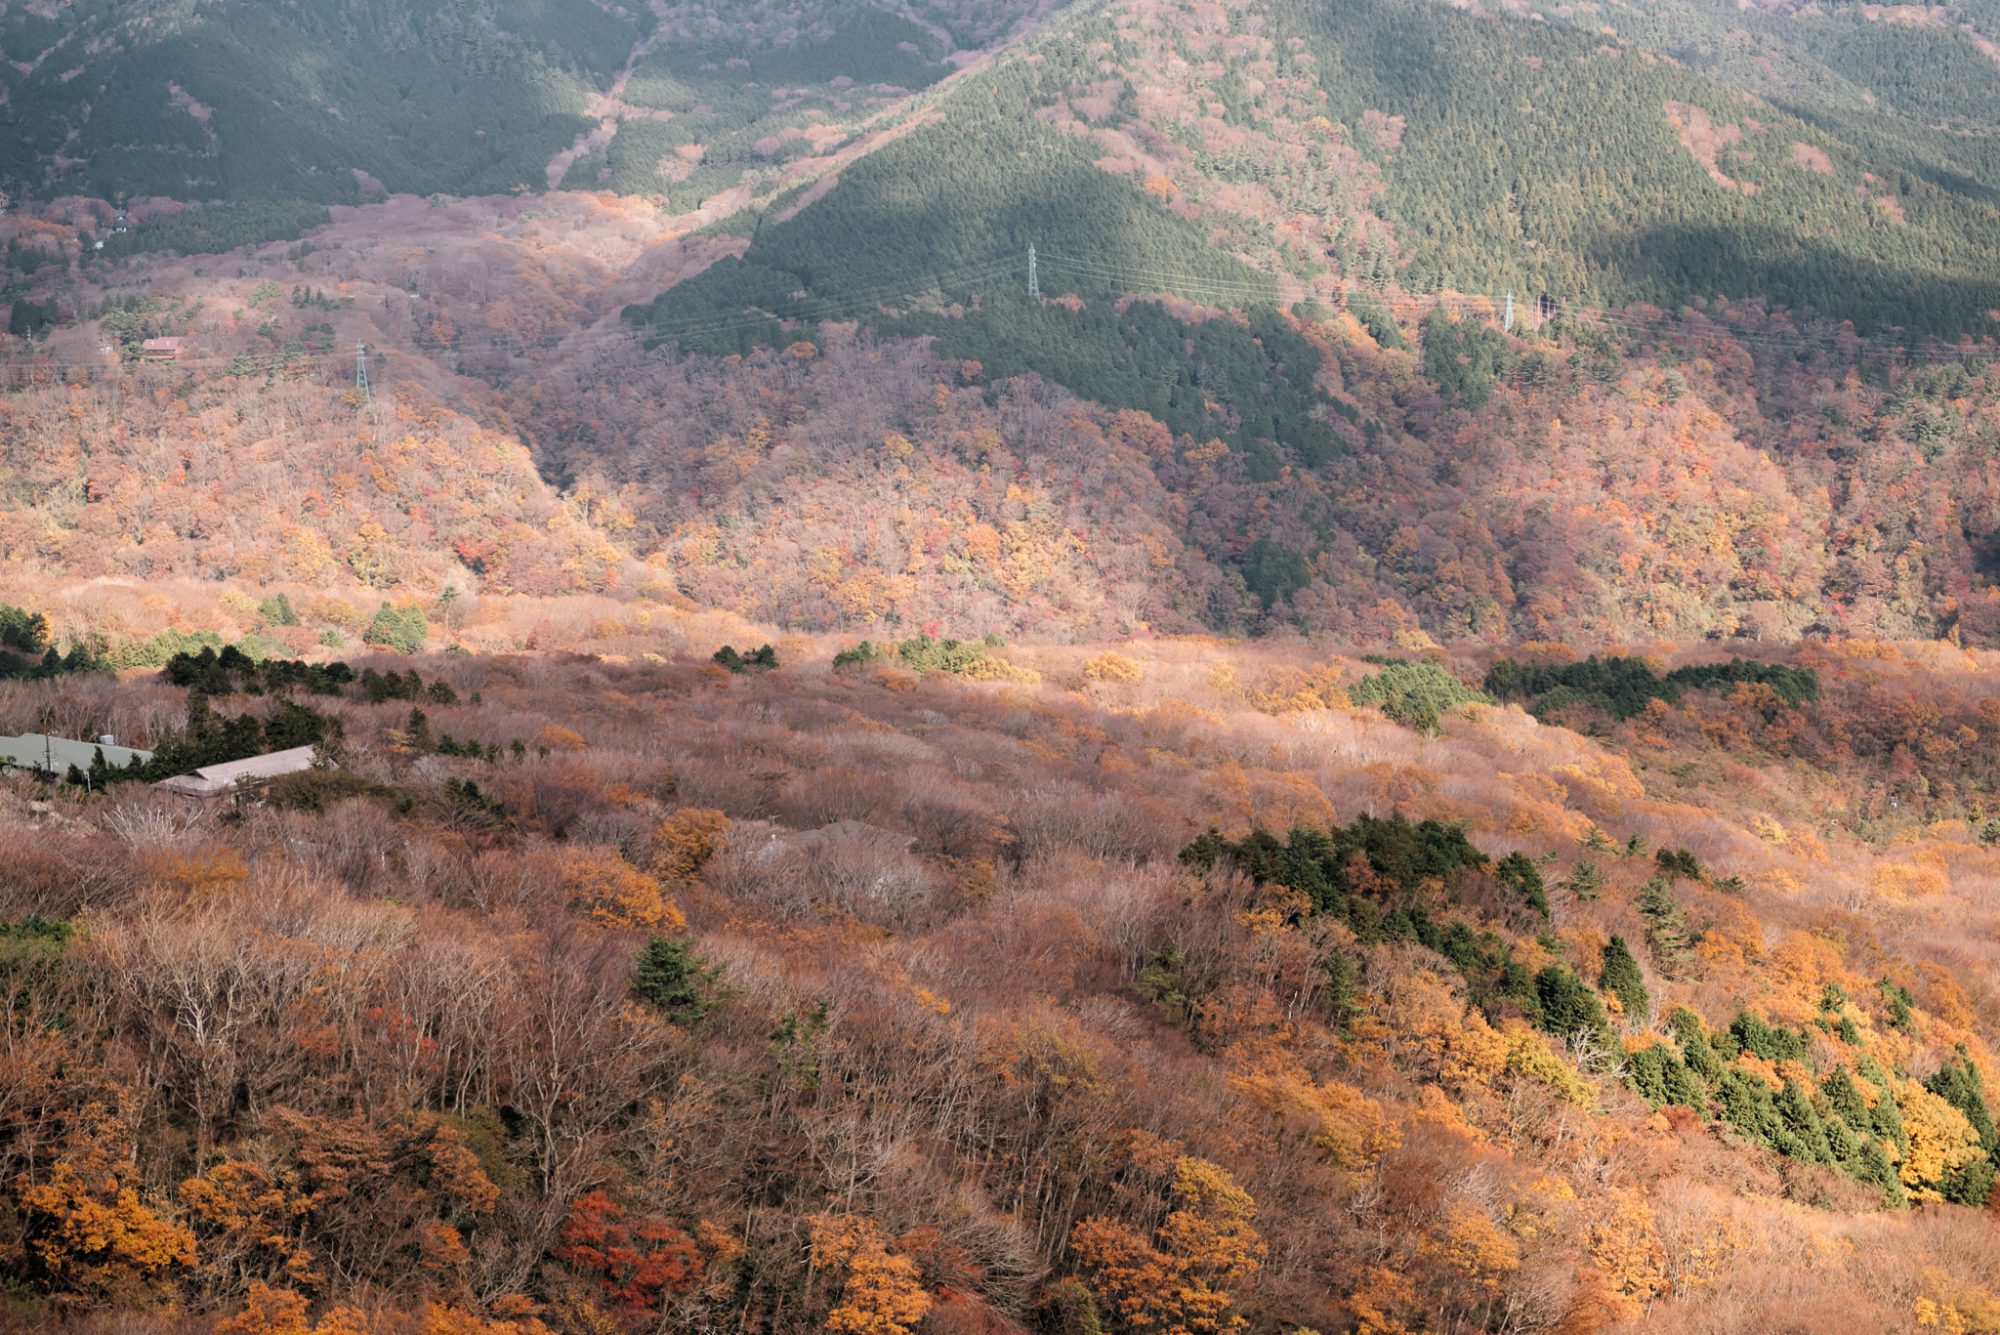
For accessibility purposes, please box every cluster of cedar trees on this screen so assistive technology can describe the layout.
[1482,654,1822,720]
[1183,809,1998,1207]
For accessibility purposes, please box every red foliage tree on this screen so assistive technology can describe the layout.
[552,1191,703,1324]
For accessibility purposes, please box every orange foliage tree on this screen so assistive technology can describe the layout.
[15,1105,196,1303]
[549,847,684,931]
[1071,1156,1265,1335]
[645,808,730,883]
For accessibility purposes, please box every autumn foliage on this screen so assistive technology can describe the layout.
[1072,1156,1265,1334]
[552,1192,702,1323]
[0,631,1997,1333]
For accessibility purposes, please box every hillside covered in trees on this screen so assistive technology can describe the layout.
[4,632,2000,1335]
[0,0,1050,210]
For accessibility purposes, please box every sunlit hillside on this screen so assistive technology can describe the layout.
[5,631,2000,1332]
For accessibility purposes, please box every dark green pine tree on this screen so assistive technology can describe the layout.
[1864,1069,1908,1151]
[1627,1043,1704,1110]
[1715,1068,1782,1149]
[1670,1007,1725,1082]
[1598,934,1649,1020]
[1661,1055,1708,1111]
[1638,876,1692,972]
[1495,852,1550,920]
[631,936,723,1026]
[1822,1067,1871,1128]
[1926,1047,1999,1205]
[1320,949,1361,1032]
[1857,1139,1909,1207]
[1534,964,1609,1038]
[1775,1080,1835,1163]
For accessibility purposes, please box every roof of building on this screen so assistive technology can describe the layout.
[154,744,320,797]
[0,733,153,774]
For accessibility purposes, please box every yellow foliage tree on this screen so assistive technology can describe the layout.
[1431,1201,1520,1301]
[217,1283,371,1335]
[1232,1064,1401,1171]
[1503,1025,1593,1106]
[1383,969,1508,1090]
[1899,1080,1985,1202]
[420,1304,555,1335]
[1083,651,1144,684]
[1348,1265,1422,1335]
[17,1110,197,1301]
[1585,1188,1666,1319]
[180,1158,322,1286]
[807,1215,931,1335]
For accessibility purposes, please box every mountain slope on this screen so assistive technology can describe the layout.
[591,0,2000,645]
[10,632,2000,1331]
[633,0,2000,340]
[0,0,1055,207]
[0,0,638,201]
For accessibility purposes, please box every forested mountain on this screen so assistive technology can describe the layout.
[0,0,1046,207]
[633,0,2000,344]
[9,0,2000,646]
[595,0,2000,645]
[0,0,636,201]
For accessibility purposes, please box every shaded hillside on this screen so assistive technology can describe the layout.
[0,0,1052,209]
[0,0,639,202]
[630,0,2000,363]
[1272,0,2000,329]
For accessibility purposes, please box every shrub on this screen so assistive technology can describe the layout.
[1082,651,1143,684]
[1349,661,1490,733]
[832,640,885,669]
[256,593,298,627]
[1483,654,1820,721]
[715,643,777,671]
[363,603,429,654]
[835,634,1035,682]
